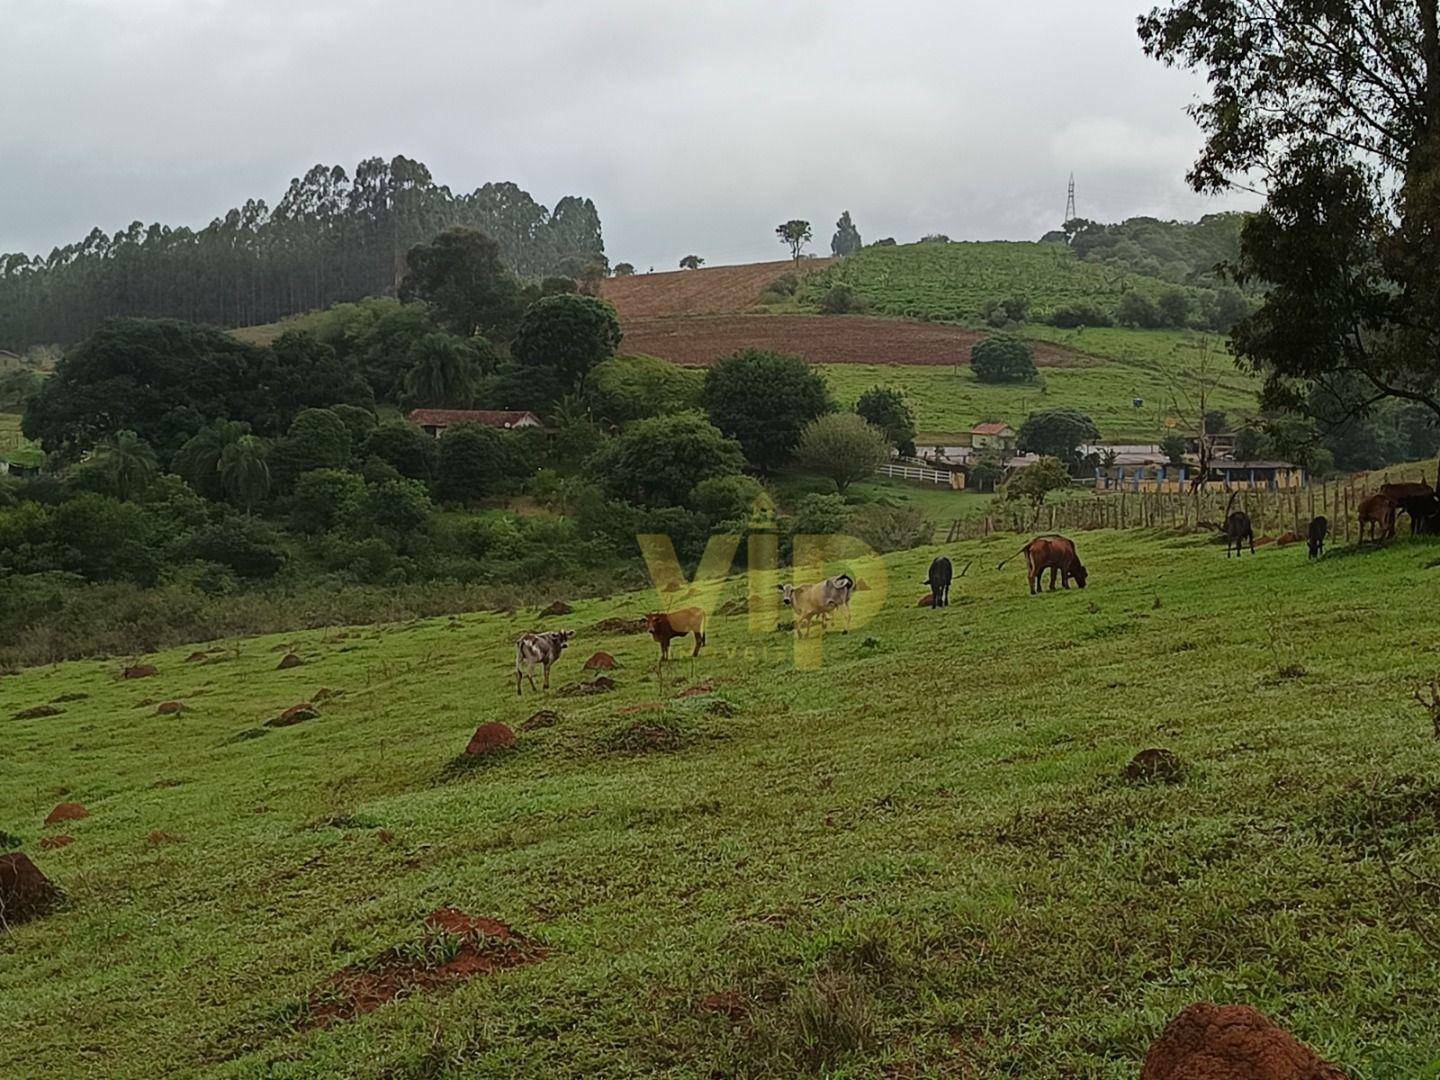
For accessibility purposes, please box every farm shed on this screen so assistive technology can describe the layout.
[406,409,543,438]
[1095,455,1305,493]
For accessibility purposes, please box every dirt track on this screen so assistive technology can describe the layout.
[618,314,1091,367]
[600,259,834,319]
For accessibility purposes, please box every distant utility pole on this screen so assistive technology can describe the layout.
[1064,173,1077,224]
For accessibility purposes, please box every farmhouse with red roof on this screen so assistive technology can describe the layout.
[406,409,543,438]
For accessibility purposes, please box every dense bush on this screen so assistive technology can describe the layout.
[819,284,866,315]
[855,386,917,457]
[588,411,745,509]
[970,336,1037,384]
[585,354,702,423]
[1046,303,1113,329]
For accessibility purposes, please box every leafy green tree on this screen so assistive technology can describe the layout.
[219,435,272,513]
[776,220,812,265]
[1006,456,1073,507]
[22,318,261,460]
[613,262,635,277]
[1203,287,1251,333]
[794,413,891,493]
[585,353,702,423]
[701,348,833,473]
[365,477,433,536]
[981,296,1030,327]
[855,386,917,456]
[403,332,487,407]
[398,227,525,339]
[679,255,704,270]
[1232,426,1273,461]
[511,293,623,394]
[260,330,374,431]
[1047,303,1112,329]
[364,420,437,484]
[290,468,366,533]
[1116,292,1163,329]
[967,451,1003,492]
[1016,408,1099,467]
[971,335,1037,384]
[349,304,436,403]
[435,423,527,504]
[50,493,162,584]
[831,211,863,257]
[188,514,285,578]
[330,404,377,445]
[268,408,351,490]
[688,474,764,522]
[1156,289,1192,329]
[1160,433,1188,466]
[587,411,745,508]
[88,430,158,501]
[1139,3,1440,425]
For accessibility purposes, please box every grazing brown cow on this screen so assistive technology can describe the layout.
[998,535,1088,595]
[1381,482,1439,534]
[1358,492,1397,542]
[644,607,707,661]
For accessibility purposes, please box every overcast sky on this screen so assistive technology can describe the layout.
[1,0,1258,270]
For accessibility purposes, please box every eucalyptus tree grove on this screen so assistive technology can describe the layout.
[0,155,605,348]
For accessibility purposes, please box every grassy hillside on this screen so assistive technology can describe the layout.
[4,530,1439,1076]
[803,241,1205,322]
[820,329,1256,442]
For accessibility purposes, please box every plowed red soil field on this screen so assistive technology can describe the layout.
[618,314,1091,367]
[600,259,834,319]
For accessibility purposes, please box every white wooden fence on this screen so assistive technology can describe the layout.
[877,463,951,486]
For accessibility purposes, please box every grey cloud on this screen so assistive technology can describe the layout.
[0,0,1258,267]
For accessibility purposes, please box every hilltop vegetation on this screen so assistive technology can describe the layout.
[0,155,606,349]
[801,240,1224,327]
[3,530,1439,1076]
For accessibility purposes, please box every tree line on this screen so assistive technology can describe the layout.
[0,156,605,349]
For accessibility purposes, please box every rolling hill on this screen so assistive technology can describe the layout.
[3,530,1439,1076]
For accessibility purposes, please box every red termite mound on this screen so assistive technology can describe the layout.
[1141,1003,1348,1080]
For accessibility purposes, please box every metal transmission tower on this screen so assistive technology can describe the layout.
[1064,174,1077,224]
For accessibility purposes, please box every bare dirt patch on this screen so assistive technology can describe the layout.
[302,907,544,1029]
[600,259,835,319]
[559,676,616,697]
[121,664,158,679]
[617,314,1092,368]
[276,653,304,670]
[1141,1002,1348,1079]
[583,651,619,671]
[40,835,74,850]
[1124,748,1186,785]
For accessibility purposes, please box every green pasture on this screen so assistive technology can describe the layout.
[3,528,1439,1076]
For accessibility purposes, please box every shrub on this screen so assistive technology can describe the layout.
[435,424,526,504]
[187,517,286,579]
[970,335,1037,384]
[586,354,703,423]
[290,469,366,534]
[1116,291,1164,329]
[1017,408,1100,466]
[1047,303,1113,329]
[819,284,866,315]
[848,504,934,552]
[981,296,1030,327]
[587,411,745,508]
[689,474,764,522]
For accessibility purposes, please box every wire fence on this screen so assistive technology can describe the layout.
[943,462,1440,543]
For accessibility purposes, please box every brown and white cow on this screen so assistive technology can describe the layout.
[514,629,575,695]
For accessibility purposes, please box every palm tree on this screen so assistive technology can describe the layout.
[173,419,250,499]
[403,333,479,407]
[93,430,158,500]
[219,435,271,514]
